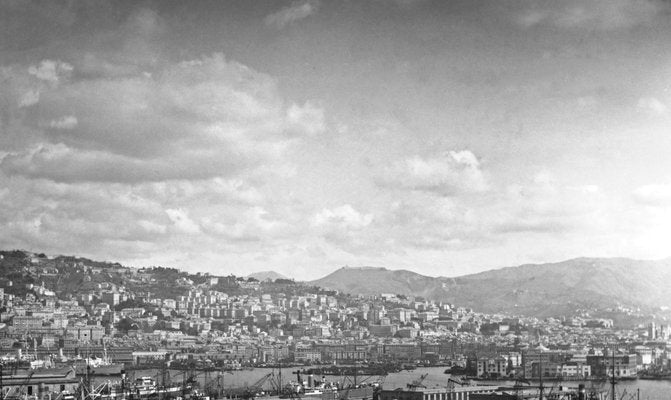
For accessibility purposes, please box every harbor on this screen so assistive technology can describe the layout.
[81,367,670,400]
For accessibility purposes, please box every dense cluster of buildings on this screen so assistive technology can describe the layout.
[0,255,670,382]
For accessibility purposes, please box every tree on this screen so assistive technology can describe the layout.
[113,298,147,311]
[117,317,138,333]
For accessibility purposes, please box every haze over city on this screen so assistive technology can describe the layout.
[2,0,671,280]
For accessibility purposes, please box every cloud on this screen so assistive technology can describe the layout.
[381,196,482,250]
[286,102,325,136]
[633,184,671,206]
[166,208,201,234]
[312,204,373,230]
[0,170,296,265]
[1,53,324,183]
[515,0,668,30]
[637,97,668,115]
[264,0,319,29]
[378,150,488,196]
[28,60,73,84]
[310,204,375,254]
[492,176,607,235]
[201,206,288,242]
[19,90,40,108]
[0,142,254,183]
[0,5,337,273]
[0,177,170,258]
[48,116,78,130]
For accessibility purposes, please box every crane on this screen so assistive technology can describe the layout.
[203,369,233,398]
[447,377,468,392]
[246,372,274,397]
[227,372,274,399]
[406,374,428,390]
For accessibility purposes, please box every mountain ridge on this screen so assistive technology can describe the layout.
[309,256,671,318]
[246,270,288,281]
[3,249,669,320]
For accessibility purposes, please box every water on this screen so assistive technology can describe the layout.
[94,366,671,400]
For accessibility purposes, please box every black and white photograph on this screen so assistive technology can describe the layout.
[1,1,670,400]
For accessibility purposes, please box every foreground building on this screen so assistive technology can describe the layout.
[0,367,79,400]
[380,386,502,400]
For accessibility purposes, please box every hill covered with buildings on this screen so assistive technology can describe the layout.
[2,249,670,327]
[0,248,669,383]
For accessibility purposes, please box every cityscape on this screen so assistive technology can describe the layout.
[2,1,671,400]
[0,250,670,400]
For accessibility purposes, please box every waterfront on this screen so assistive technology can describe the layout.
[95,367,671,400]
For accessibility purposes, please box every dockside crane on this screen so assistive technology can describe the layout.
[446,377,467,392]
[226,372,274,399]
[245,372,274,398]
[406,374,428,390]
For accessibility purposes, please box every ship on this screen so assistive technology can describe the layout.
[72,346,125,376]
[73,358,124,376]
[276,371,378,400]
[78,375,199,400]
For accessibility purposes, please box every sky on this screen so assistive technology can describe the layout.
[1,0,671,280]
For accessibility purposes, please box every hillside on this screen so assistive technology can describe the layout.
[310,266,440,298]
[0,249,335,303]
[310,258,671,318]
[247,270,288,281]
[4,249,670,321]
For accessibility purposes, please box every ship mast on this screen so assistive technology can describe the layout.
[278,346,282,395]
[610,345,616,400]
[538,350,543,400]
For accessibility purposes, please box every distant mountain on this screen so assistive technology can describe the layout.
[247,270,288,281]
[309,258,671,318]
[310,266,437,298]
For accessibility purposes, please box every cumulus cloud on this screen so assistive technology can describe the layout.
[286,102,325,136]
[309,205,376,254]
[0,143,254,183]
[381,196,481,250]
[637,97,668,115]
[0,168,302,265]
[166,208,201,234]
[492,175,607,235]
[48,116,78,130]
[633,184,671,206]
[1,52,324,183]
[312,204,373,230]
[0,176,171,258]
[28,60,73,84]
[0,5,331,269]
[201,206,288,242]
[515,0,668,30]
[265,0,319,29]
[378,150,488,196]
[360,173,608,255]
[19,90,40,108]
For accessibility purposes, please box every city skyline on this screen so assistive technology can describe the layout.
[1,0,671,280]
